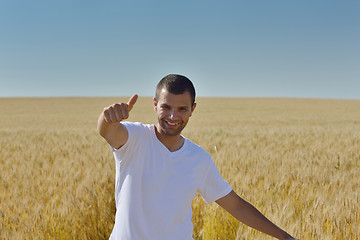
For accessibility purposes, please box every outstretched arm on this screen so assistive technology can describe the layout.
[216,190,297,240]
[97,94,138,149]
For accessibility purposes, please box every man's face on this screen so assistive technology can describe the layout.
[153,88,196,137]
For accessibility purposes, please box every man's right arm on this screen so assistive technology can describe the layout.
[97,94,138,149]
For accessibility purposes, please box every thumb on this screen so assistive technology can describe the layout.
[127,94,138,111]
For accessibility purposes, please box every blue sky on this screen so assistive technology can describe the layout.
[1,1,359,99]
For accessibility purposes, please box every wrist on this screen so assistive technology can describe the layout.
[276,229,293,240]
[283,233,296,240]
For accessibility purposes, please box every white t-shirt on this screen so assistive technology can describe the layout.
[109,122,232,240]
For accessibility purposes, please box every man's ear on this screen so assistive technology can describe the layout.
[153,98,157,111]
[190,103,196,116]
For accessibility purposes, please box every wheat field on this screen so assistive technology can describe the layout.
[0,97,359,239]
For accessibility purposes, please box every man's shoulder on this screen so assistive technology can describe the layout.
[185,138,211,158]
[122,121,153,131]
[120,122,154,142]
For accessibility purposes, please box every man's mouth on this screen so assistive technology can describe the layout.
[164,120,180,127]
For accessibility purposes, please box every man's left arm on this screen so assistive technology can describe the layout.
[215,190,297,240]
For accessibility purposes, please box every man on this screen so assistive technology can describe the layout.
[98,74,297,240]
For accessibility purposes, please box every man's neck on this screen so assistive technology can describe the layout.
[155,125,184,152]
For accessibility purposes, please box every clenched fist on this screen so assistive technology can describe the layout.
[103,94,138,123]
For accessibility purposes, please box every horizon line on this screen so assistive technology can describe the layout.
[0,95,359,101]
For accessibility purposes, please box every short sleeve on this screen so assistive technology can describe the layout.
[111,122,143,162]
[199,158,232,203]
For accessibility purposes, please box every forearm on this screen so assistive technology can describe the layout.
[97,112,109,137]
[232,199,292,239]
[97,112,115,137]
[216,191,295,240]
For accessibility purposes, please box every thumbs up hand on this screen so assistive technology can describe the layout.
[103,94,138,123]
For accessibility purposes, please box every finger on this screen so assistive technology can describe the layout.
[113,104,124,122]
[120,103,129,119]
[107,107,117,123]
[103,110,112,123]
[127,94,138,112]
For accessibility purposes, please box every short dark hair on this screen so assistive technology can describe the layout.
[155,74,196,105]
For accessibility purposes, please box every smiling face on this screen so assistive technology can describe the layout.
[153,88,196,137]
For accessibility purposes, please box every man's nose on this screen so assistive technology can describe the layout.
[169,109,178,119]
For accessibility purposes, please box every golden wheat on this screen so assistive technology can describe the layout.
[0,97,359,239]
